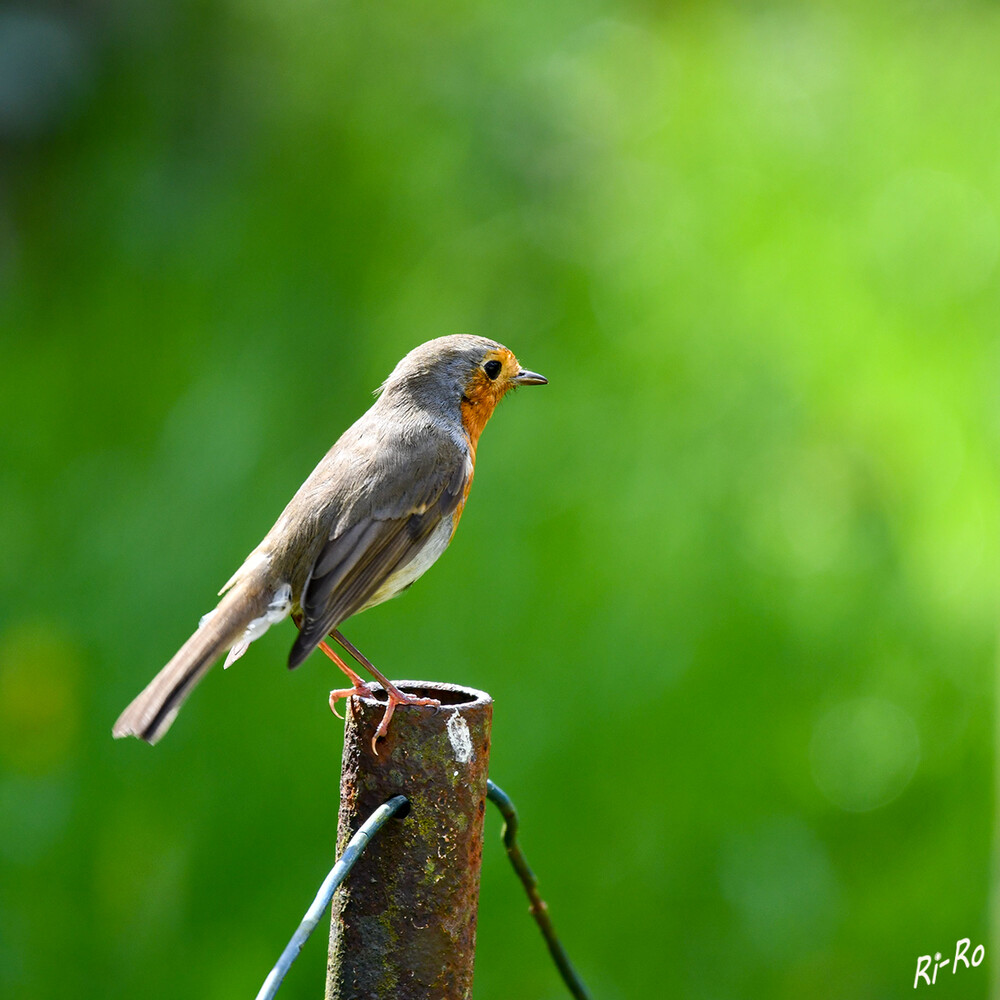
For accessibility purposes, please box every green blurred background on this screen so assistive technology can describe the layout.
[1,1,997,997]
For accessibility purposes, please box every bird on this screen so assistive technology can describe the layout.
[112,336,546,751]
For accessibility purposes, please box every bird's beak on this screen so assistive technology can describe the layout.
[512,368,548,386]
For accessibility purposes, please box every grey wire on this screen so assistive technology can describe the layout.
[254,794,409,1000]
[486,779,593,1000]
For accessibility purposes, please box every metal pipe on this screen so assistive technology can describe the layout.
[325,680,493,1000]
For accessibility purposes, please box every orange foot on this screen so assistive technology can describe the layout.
[321,639,372,720]
[317,636,439,751]
[328,629,441,753]
[328,683,374,720]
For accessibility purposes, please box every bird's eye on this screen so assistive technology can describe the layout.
[484,359,502,380]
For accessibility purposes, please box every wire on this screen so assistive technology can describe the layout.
[256,782,591,999]
[254,794,409,1000]
[486,779,593,1000]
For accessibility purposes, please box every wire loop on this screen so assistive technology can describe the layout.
[487,779,593,1000]
[254,794,409,1000]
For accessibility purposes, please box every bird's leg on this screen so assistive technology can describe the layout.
[330,629,441,752]
[290,613,373,720]
[321,639,375,722]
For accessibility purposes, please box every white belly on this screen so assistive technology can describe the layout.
[357,516,454,613]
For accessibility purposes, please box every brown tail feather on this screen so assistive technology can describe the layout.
[112,585,267,745]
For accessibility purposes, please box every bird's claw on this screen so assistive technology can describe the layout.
[315,629,439,753]
[371,688,441,755]
[329,682,374,720]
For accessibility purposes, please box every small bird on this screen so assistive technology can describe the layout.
[113,336,546,750]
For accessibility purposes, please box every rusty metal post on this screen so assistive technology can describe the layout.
[325,680,493,1000]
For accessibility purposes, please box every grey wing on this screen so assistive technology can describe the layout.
[288,440,468,668]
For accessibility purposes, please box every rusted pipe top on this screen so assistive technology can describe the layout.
[347,680,492,764]
[358,680,491,708]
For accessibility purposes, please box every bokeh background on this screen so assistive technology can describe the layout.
[1,1,997,997]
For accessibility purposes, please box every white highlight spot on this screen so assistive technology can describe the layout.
[224,583,292,668]
[446,710,474,764]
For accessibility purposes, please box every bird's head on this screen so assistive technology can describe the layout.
[379,335,547,445]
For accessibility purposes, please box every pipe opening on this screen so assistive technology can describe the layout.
[398,685,472,707]
[364,680,491,710]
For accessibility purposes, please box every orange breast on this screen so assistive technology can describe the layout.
[460,382,499,453]
[452,391,495,539]
[447,453,475,539]
[453,368,507,538]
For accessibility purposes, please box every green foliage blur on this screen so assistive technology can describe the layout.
[1,1,996,997]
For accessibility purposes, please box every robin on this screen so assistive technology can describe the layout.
[112,335,547,751]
